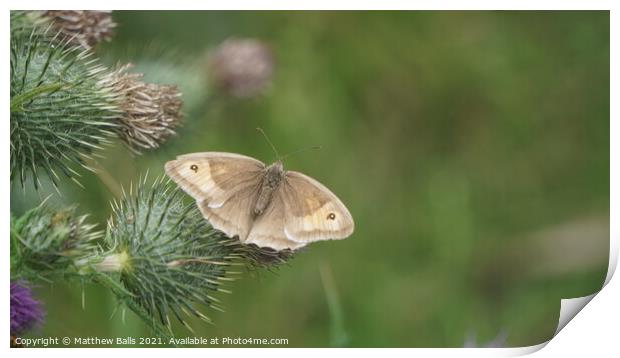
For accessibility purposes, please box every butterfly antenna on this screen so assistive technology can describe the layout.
[256,127,281,160]
[280,146,322,162]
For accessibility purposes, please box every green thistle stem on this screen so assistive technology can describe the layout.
[92,272,177,345]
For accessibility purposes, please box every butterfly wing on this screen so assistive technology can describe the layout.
[244,191,307,251]
[280,171,354,245]
[196,185,260,241]
[164,152,265,239]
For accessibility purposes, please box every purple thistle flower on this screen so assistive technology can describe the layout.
[10,281,44,335]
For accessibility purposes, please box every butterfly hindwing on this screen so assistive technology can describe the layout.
[244,190,306,250]
[196,184,258,240]
[280,171,354,244]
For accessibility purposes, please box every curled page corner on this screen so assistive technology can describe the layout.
[603,232,618,286]
[503,231,617,356]
[549,236,618,337]
[554,294,597,336]
[503,294,600,356]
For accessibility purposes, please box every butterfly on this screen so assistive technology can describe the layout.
[164,149,354,251]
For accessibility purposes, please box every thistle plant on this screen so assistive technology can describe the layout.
[97,176,293,329]
[10,11,183,189]
[10,29,119,188]
[95,176,238,330]
[10,203,101,281]
[11,176,294,339]
[41,11,116,49]
[10,10,294,342]
[10,282,45,336]
[104,64,183,152]
[11,11,116,50]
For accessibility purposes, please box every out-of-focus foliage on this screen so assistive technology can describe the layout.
[10,11,609,347]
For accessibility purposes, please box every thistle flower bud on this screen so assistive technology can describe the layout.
[42,10,116,49]
[102,176,237,328]
[106,64,183,152]
[11,204,101,279]
[10,29,119,188]
[10,281,45,335]
[100,176,294,330]
[208,38,274,98]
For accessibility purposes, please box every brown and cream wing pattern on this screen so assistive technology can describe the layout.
[244,190,306,250]
[164,152,265,239]
[164,152,265,208]
[196,184,260,240]
[280,171,354,244]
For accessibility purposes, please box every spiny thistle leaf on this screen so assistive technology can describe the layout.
[10,203,102,281]
[10,27,120,189]
[100,175,293,331]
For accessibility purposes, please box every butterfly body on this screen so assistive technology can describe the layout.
[254,161,284,217]
[165,152,354,251]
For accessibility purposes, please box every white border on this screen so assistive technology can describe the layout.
[0,1,616,11]
[3,1,617,357]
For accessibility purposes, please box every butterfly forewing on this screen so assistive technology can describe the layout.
[165,152,265,238]
[164,152,265,208]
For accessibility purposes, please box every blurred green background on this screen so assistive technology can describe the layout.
[11,11,609,347]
